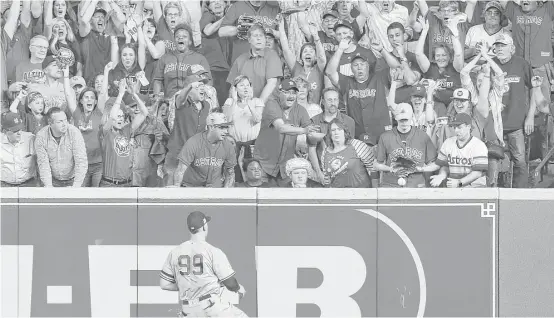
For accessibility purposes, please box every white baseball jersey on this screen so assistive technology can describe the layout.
[160,240,235,301]
[436,136,488,187]
[465,24,511,51]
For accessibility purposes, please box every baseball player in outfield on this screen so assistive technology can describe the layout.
[160,211,248,317]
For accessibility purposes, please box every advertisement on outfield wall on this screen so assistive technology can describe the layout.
[1,189,496,317]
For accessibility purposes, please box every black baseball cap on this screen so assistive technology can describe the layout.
[322,10,339,19]
[449,113,472,127]
[187,211,211,232]
[279,79,299,92]
[333,19,353,32]
[94,7,107,16]
[351,53,368,63]
[42,55,57,69]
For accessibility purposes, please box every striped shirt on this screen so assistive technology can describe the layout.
[35,125,88,186]
[321,139,376,188]
[436,136,488,187]
[160,240,235,303]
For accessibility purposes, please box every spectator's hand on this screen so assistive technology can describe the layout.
[308,22,319,38]
[17,89,28,100]
[524,115,535,135]
[531,75,543,88]
[105,62,115,73]
[445,15,460,38]
[446,178,460,188]
[316,170,326,184]
[62,65,70,78]
[394,42,406,59]
[338,38,351,51]
[391,68,403,83]
[430,175,445,187]
[230,86,238,101]
[118,79,128,96]
[9,82,28,93]
[418,16,429,33]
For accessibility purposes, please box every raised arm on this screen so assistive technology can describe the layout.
[20,0,32,28]
[110,36,119,65]
[3,0,21,39]
[415,17,431,73]
[393,43,418,85]
[44,0,54,29]
[9,90,27,114]
[307,24,327,72]
[62,66,77,114]
[416,0,429,17]
[387,80,400,114]
[129,92,149,132]
[464,0,478,22]
[277,18,297,71]
[152,1,163,23]
[98,62,115,113]
[137,26,147,70]
[79,0,99,37]
[475,64,492,118]
[325,39,350,88]
[451,34,464,72]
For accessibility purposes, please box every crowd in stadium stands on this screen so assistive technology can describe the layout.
[2,0,554,189]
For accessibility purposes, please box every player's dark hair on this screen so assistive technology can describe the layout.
[387,22,405,34]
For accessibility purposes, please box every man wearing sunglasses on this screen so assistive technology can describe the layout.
[171,112,237,188]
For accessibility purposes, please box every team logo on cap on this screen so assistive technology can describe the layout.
[190,64,205,74]
[457,90,464,96]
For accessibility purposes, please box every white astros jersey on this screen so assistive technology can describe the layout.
[436,136,488,187]
[160,240,236,301]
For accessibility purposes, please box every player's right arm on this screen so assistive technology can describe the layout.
[213,248,243,296]
[160,252,179,291]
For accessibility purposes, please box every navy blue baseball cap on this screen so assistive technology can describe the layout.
[187,211,211,232]
[333,19,353,32]
[279,79,299,92]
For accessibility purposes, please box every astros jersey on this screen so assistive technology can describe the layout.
[376,127,437,187]
[160,240,235,302]
[177,131,237,187]
[338,70,391,146]
[435,136,488,187]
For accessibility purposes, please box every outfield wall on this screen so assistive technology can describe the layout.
[0,188,553,317]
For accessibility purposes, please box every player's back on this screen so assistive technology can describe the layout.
[165,240,232,301]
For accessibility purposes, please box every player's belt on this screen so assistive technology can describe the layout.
[182,294,211,306]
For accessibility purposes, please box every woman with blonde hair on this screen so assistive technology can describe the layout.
[46,17,83,77]
[222,75,264,183]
